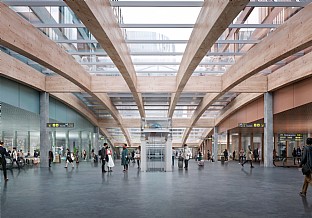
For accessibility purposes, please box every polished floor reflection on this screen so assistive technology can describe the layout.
[1,160,311,218]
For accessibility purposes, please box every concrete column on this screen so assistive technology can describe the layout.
[213,127,218,162]
[165,138,172,172]
[65,130,69,150]
[79,131,82,156]
[250,133,254,149]
[264,92,274,167]
[25,131,30,153]
[226,131,230,152]
[52,131,56,148]
[141,140,146,172]
[13,131,17,148]
[93,127,99,155]
[40,92,49,168]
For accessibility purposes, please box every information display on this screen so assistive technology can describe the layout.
[47,123,74,128]
[238,123,265,128]
[278,133,303,141]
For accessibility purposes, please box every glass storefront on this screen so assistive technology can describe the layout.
[0,101,101,160]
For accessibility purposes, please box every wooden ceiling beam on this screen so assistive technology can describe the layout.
[65,0,145,118]
[0,3,132,145]
[183,3,312,144]
[168,0,249,117]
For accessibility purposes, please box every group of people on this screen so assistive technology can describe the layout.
[292,146,302,165]
[174,144,192,170]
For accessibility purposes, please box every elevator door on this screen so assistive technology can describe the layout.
[146,142,165,172]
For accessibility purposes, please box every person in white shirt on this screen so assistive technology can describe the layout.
[11,147,20,169]
[183,144,191,170]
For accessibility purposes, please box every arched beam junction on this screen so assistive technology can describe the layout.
[183,3,312,144]
[168,0,249,117]
[0,3,131,145]
[65,0,145,118]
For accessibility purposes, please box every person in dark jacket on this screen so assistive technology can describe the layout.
[100,143,108,173]
[64,148,74,168]
[48,150,54,167]
[121,144,129,172]
[0,141,9,181]
[299,138,312,197]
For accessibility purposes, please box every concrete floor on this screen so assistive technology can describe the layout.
[0,160,311,218]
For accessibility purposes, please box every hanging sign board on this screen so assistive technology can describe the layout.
[238,123,265,128]
[47,123,74,128]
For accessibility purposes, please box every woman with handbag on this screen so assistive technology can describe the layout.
[65,148,74,168]
[299,138,312,197]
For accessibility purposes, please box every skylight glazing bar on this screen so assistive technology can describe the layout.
[3,1,311,7]
[33,23,278,28]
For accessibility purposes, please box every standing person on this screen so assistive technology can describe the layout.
[172,148,176,166]
[273,148,277,166]
[106,146,115,172]
[207,150,211,161]
[233,150,236,161]
[48,150,54,167]
[135,146,141,169]
[0,141,9,181]
[299,138,312,197]
[121,144,129,172]
[64,148,74,168]
[100,143,108,173]
[241,146,254,168]
[131,150,135,163]
[183,144,191,170]
[197,149,202,161]
[223,149,228,161]
[292,147,297,165]
[82,149,87,160]
[239,148,245,164]
[11,147,20,169]
[253,147,259,162]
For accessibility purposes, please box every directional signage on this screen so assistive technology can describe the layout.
[278,133,303,141]
[238,123,265,128]
[47,123,74,128]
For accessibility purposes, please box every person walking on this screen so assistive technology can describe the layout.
[239,148,245,164]
[299,138,312,197]
[223,149,228,161]
[135,146,141,169]
[106,146,115,172]
[11,147,20,169]
[100,143,108,173]
[121,144,129,172]
[48,150,54,167]
[172,148,176,166]
[64,148,74,168]
[0,141,9,181]
[241,146,254,168]
[183,144,191,170]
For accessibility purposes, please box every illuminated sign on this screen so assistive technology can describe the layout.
[278,133,303,141]
[47,123,74,128]
[238,123,265,128]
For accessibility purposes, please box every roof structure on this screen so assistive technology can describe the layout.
[1,0,312,147]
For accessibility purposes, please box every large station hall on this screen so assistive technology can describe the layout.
[1,0,312,217]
